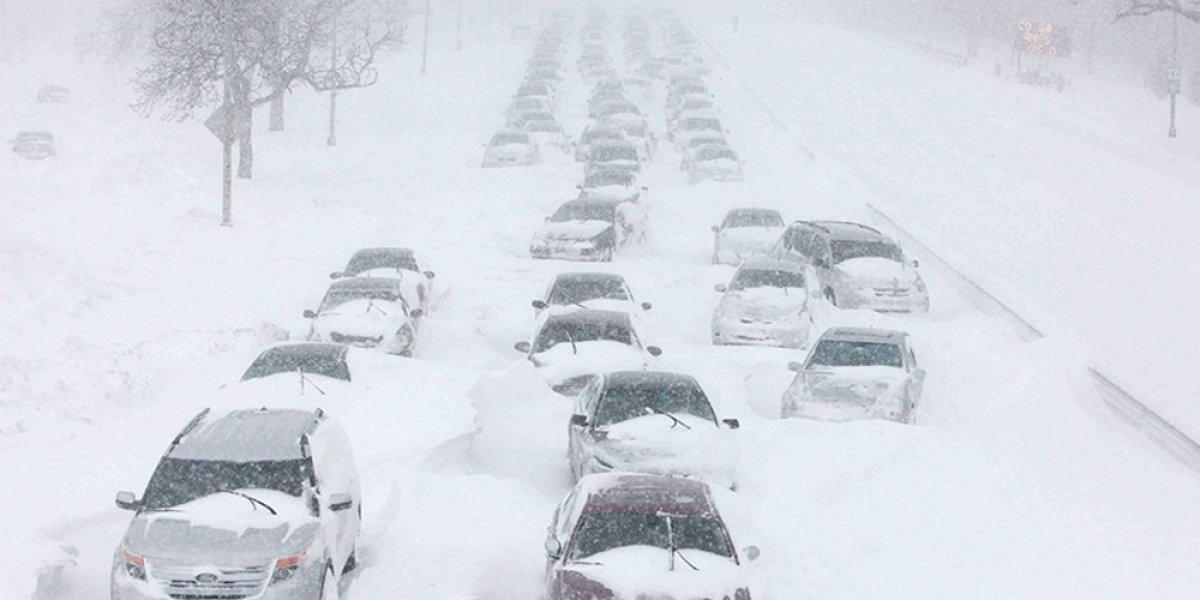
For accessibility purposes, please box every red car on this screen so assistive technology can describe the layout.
[543,473,757,600]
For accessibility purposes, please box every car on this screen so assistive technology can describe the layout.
[542,473,756,600]
[505,97,553,125]
[781,327,925,423]
[241,342,352,383]
[605,117,655,161]
[574,124,628,162]
[712,208,786,265]
[516,80,557,107]
[303,278,423,357]
[514,308,662,395]
[711,258,814,348]
[533,271,652,315]
[36,84,70,103]
[330,247,436,311]
[667,79,710,109]
[679,131,729,166]
[111,407,360,600]
[11,130,56,160]
[668,93,716,125]
[511,109,559,130]
[481,128,540,168]
[567,371,740,486]
[591,99,642,122]
[525,120,572,152]
[768,221,930,313]
[529,198,648,262]
[577,168,646,203]
[686,144,744,183]
[584,140,642,178]
[672,115,726,150]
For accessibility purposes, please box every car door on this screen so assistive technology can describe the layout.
[308,423,360,569]
[906,340,926,402]
[568,379,600,475]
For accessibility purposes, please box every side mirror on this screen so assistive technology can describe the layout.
[910,259,920,268]
[646,346,663,357]
[329,271,343,280]
[570,414,589,427]
[640,185,649,191]
[424,270,436,279]
[787,361,803,372]
[722,418,741,430]
[328,493,354,512]
[532,299,548,310]
[743,545,761,562]
[544,537,563,559]
[115,491,140,511]
[514,341,532,353]
[640,302,652,311]
[303,309,317,319]
[409,308,424,319]
[711,225,720,233]
[576,184,583,190]
[713,283,727,293]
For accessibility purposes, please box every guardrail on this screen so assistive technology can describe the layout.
[866,203,1200,476]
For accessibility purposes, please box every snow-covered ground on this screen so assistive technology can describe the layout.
[3,2,1200,599]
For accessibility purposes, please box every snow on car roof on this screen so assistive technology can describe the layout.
[820,327,908,344]
[579,473,716,516]
[737,257,805,273]
[171,408,318,461]
[545,308,631,327]
[807,220,887,241]
[555,272,628,285]
[329,276,402,291]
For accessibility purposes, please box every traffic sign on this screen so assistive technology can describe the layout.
[204,103,251,144]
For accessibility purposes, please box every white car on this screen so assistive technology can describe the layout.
[574,124,628,162]
[567,371,739,488]
[504,97,553,125]
[304,278,423,357]
[482,128,540,168]
[577,168,646,203]
[584,140,642,178]
[672,114,726,151]
[525,120,572,152]
[514,308,661,395]
[330,247,436,312]
[686,144,744,183]
[781,327,925,423]
[529,198,649,262]
[712,258,814,349]
[712,207,785,265]
[532,271,652,316]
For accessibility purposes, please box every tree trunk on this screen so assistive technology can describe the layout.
[238,113,253,179]
[269,94,284,132]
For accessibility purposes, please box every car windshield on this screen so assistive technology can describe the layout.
[697,146,737,161]
[345,252,418,275]
[491,133,529,146]
[599,103,640,117]
[808,340,904,368]
[591,145,639,162]
[320,287,402,311]
[532,319,632,353]
[570,512,732,560]
[584,170,634,187]
[830,239,903,263]
[549,278,630,305]
[551,203,615,222]
[682,118,721,131]
[241,349,350,382]
[583,129,623,143]
[731,268,805,290]
[141,457,310,510]
[527,121,561,133]
[594,379,716,427]
[724,210,783,228]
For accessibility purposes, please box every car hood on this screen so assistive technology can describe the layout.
[802,366,909,407]
[124,490,319,562]
[566,545,745,599]
[486,143,534,158]
[581,184,639,201]
[314,301,406,337]
[592,414,733,480]
[719,288,807,319]
[533,220,613,242]
[835,257,918,287]
[694,158,741,172]
[530,341,647,385]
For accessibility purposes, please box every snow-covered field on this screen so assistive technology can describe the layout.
[4,2,1200,599]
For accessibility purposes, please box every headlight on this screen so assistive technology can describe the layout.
[395,327,413,348]
[271,552,306,584]
[121,548,146,581]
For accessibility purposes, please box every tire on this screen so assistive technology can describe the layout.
[824,288,837,306]
[342,549,357,574]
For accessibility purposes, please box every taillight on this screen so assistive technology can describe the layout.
[271,553,306,584]
[121,549,146,581]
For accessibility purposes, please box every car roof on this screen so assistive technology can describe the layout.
[351,247,414,260]
[579,473,716,516]
[545,308,631,327]
[738,257,804,272]
[819,327,908,344]
[170,408,321,461]
[799,220,888,241]
[726,207,781,217]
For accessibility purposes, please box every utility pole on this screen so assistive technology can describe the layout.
[420,0,431,74]
[328,12,339,147]
[221,0,234,226]
[456,0,463,51]
[1169,10,1180,139]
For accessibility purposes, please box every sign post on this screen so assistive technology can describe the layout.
[1168,66,1181,139]
[204,103,251,226]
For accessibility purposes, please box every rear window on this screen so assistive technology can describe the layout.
[808,340,903,368]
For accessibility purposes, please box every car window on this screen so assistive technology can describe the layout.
[807,340,904,368]
[570,512,732,560]
[550,203,616,222]
[345,252,419,275]
[730,268,805,290]
[320,286,403,311]
[593,379,716,427]
[830,240,903,263]
[549,278,631,305]
[241,348,351,382]
[141,457,312,509]
[724,210,783,228]
[490,133,529,145]
[532,319,633,353]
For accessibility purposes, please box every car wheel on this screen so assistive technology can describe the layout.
[342,549,357,574]
[824,288,837,306]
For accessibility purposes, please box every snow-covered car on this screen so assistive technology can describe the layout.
[679,132,729,165]
[533,271,652,316]
[686,144,744,183]
[525,120,572,152]
[481,128,540,168]
[330,247,437,311]
[768,221,930,313]
[584,140,642,178]
[510,110,558,130]
[672,114,726,150]
[504,98,553,125]
[515,80,557,109]
[668,93,716,126]
[604,116,654,161]
[574,124,627,162]
[712,208,786,265]
[11,130,56,160]
[530,198,648,262]
[543,473,756,600]
[577,168,646,203]
[620,76,656,106]
[667,78,710,110]
[514,308,662,395]
[568,371,740,487]
[781,327,925,423]
[241,342,352,383]
[712,258,814,348]
[111,407,360,600]
[303,278,423,357]
[591,99,642,122]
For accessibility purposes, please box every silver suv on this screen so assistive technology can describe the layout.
[110,408,361,600]
[768,221,929,313]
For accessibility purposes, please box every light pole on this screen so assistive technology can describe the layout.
[420,0,431,74]
[328,12,339,147]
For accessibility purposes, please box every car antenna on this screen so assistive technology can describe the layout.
[566,328,578,355]
[298,367,327,396]
[645,406,691,430]
[656,511,700,572]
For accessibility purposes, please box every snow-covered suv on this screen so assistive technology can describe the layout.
[768,220,930,313]
[111,407,360,600]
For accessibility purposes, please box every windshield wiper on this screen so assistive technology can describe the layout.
[298,367,327,396]
[216,490,278,515]
[566,329,578,355]
[645,406,692,430]
[657,511,700,572]
[366,297,389,316]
